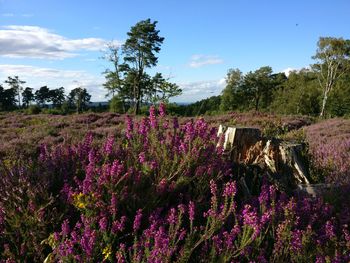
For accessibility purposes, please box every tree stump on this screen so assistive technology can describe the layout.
[217,125,261,161]
[218,125,311,192]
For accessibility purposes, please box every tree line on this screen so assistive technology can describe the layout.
[1,19,349,118]
[185,37,350,117]
[0,77,92,113]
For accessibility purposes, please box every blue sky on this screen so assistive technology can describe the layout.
[0,0,349,102]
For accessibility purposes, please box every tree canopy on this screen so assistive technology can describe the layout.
[103,19,181,114]
[312,37,350,117]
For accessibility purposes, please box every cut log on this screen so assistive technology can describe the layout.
[251,139,310,188]
[218,125,312,192]
[217,125,261,161]
[295,184,340,197]
[279,142,310,185]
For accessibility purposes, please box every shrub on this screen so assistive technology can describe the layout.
[27,105,41,114]
[109,96,125,113]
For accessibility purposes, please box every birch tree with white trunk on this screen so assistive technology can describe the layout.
[312,37,350,117]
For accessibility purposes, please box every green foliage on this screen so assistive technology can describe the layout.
[270,69,322,116]
[312,37,350,117]
[60,101,70,115]
[0,85,17,111]
[109,95,125,113]
[220,67,287,113]
[49,87,65,108]
[35,86,50,107]
[22,87,34,108]
[26,105,42,115]
[326,74,350,117]
[103,19,181,114]
[68,87,91,113]
[243,66,275,111]
[4,76,25,108]
[220,68,244,111]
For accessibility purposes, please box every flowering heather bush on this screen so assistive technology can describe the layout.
[0,105,349,262]
[305,118,350,184]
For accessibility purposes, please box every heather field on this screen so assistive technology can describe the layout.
[0,106,350,262]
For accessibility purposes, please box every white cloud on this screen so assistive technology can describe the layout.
[0,64,106,101]
[172,78,226,103]
[21,14,34,17]
[0,25,118,59]
[188,54,224,68]
[281,67,295,77]
[1,13,14,17]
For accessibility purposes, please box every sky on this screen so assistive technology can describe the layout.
[0,0,349,102]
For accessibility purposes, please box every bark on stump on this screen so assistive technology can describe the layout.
[218,125,311,193]
[217,125,261,162]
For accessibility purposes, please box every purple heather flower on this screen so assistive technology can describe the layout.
[133,209,143,232]
[125,115,133,139]
[178,204,186,215]
[61,219,70,236]
[167,208,177,225]
[162,119,169,129]
[343,225,350,246]
[210,180,217,196]
[223,181,237,197]
[242,204,260,238]
[261,209,272,225]
[157,179,167,193]
[149,105,158,129]
[258,184,270,205]
[184,121,195,141]
[80,228,96,258]
[83,164,94,194]
[112,216,127,233]
[159,102,166,117]
[28,200,35,213]
[99,216,108,231]
[194,118,208,138]
[103,135,114,155]
[111,160,123,177]
[139,117,150,136]
[179,142,188,153]
[291,229,303,253]
[138,152,146,164]
[257,254,268,263]
[173,117,179,129]
[110,193,118,216]
[88,149,96,165]
[189,201,195,222]
[39,144,48,161]
[150,160,158,170]
[325,220,336,239]
[178,228,187,241]
[212,234,223,253]
[315,255,326,263]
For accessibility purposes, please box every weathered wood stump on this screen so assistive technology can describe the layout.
[218,125,311,193]
[295,184,342,197]
[217,125,261,161]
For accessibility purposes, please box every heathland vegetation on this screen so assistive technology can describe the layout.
[0,19,350,262]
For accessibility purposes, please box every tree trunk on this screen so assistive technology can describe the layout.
[255,95,260,111]
[320,87,329,118]
[134,85,141,115]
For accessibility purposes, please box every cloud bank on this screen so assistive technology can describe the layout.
[0,25,113,59]
[173,78,226,103]
[188,55,224,68]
